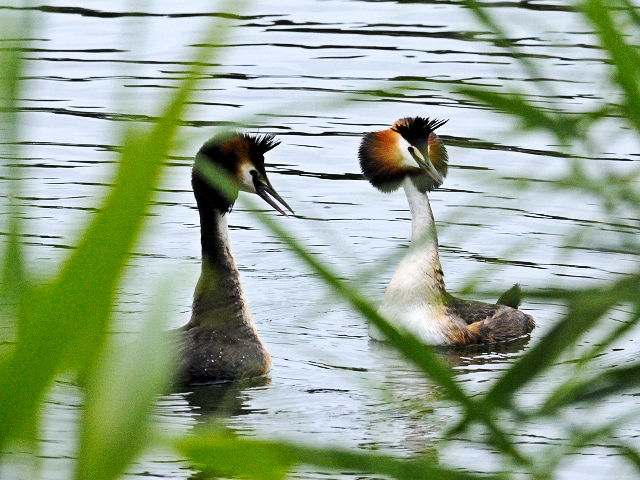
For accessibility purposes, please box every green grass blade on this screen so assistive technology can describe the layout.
[251,204,468,400]
[539,361,640,415]
[0,11,28,346]
[577,304,640,367]
[0,9,37,452]
[535,420,623,475]
[175,430,504,480]
[50,35,218,369]
[583,0,640,132]
[0,13,226,452]
[238,197,530,465]
[484,275,640,410]
[618,0,640,27]
[0,233,25,346]
[75,289,176,480]
[618,445,640,472]
[456,88,580,141]
[194,158,529,464]
[0,19,22,148]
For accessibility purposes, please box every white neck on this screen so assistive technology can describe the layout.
[406,178,439,247]
[374,178,450,343]
[396,178,445,292]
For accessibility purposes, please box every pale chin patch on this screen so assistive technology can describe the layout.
[237,161,257,193]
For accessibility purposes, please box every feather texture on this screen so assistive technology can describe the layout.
[359,117,449,193]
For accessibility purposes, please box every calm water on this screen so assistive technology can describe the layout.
[2,1,640,478]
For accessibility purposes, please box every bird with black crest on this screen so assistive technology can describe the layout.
[359,117,534,345]
[179,131,293,384]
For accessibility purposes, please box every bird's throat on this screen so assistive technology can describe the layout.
[188,208,253,330]
[383,178,446,304]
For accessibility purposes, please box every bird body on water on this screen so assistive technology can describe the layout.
[179,132,293,384]
[359,117,534,345]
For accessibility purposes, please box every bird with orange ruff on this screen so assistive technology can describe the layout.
[359,117,534,345]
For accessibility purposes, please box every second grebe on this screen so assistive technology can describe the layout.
[359,117,534,345]
[179,132,293,384]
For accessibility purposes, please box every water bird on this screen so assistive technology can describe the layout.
[179,132,293,384]
[359,117,534,345]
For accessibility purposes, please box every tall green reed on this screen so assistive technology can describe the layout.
[456,0,640,418]
[0,4,235,479]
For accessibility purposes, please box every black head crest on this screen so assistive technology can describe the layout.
[391,117,448,144]
[191,131,284,213]
[242,133,281,177]
[243,133,281,155]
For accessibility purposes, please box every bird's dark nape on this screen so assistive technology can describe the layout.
[191,158,238,214]
[497,283,523,309]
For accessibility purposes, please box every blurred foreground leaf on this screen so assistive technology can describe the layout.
[235,195,529,465]
[0,9,225,457]
[483,275,640,411]
[618,445,640,472]
[583,0,640,132]
[456,88,580,142]
[0,12,28,348]
[176,430,500,480]
[540,358,640,415]
[76,291,176,480]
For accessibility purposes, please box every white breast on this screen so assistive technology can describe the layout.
[370,178,453,345]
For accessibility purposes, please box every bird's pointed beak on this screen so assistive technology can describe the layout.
[408,145,443,188]
[254,178,295,216]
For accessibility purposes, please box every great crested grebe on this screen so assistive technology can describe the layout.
[179,132,293,384]
[359,117,534,345]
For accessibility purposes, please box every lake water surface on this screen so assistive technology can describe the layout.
[2,1,640,478]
